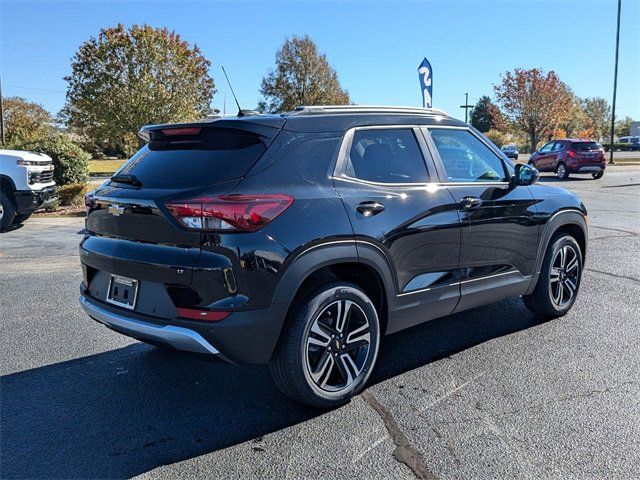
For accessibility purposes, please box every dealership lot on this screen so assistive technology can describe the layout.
[1,167,639,479]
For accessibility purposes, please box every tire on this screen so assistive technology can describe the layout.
[528,161,536,168]
[591,171,604,180]
[0,192,17,232]
[556,162,569,180]
[523,234,583,317]
[269,281,381,408]
[14,213,33,224]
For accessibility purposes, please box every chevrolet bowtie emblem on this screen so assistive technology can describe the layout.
[108,204,125,216]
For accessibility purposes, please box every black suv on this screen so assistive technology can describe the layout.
[80,105,587,407]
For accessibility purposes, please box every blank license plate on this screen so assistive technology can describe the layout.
[106,275,139,309]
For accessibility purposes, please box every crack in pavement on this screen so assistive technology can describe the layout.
[396,388,461,466]
[361,390,438,480]
[589,225,639,236]
[585,268,640,284]
[495,381,638,417]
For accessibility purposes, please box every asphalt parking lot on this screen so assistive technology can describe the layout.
[1,166,639,479]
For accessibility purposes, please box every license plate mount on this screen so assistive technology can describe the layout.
[106,275,139,310]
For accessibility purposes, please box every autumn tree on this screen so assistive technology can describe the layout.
[62,24,215,155]
[562,93,589,138]
[614,116,634,138]
[581,97,611,141]
[470,96,506,132]
[494,68,573,152]
[258,35,350,113]
[2,96,52,147]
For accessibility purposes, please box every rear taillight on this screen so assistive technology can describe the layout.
[165,194,294,232]
[568,150,575,158]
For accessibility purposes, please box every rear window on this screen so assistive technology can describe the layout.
[113,127,266,189]
[571,142,600,151]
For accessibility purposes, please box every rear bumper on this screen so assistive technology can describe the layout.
[14,186,57,214]
[80,295,221,356]
[569,164,605,173]
[80,292,290,364]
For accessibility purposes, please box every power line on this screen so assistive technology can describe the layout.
[4,84,66,94]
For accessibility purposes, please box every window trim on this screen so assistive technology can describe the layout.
[332,125,435,187]
[422,126,511,185]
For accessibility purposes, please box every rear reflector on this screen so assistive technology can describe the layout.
[166,194,294,232]
[176,308,230,322]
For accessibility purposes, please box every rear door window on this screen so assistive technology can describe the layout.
[113,127,267,189]
[345,129,429,184]
[428,128,508,182]
[571,142,600,151]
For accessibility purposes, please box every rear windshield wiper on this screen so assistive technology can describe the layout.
[110,173,142,187]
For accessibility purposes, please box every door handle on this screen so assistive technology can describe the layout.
[460,196,482,209]
[356,201,385,216]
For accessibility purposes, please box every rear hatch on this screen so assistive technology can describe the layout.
[86,118,284,247]
[571,141,604,162]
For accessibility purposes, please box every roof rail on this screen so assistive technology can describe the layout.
[290,105,449,116]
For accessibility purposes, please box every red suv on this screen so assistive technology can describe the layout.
[529,139,606,180]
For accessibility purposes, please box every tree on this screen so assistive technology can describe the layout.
[2,96,52,147]
[62,24,215,156]
[581,97,611,141]
[15,133,90,186]
[562,93,588,138]
[494,68,573,152]
[470,96,506,133]
[258,35,350,113]
[614,116,634,137]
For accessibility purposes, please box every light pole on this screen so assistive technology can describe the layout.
[609,0,622,165]
[460,92,474,124]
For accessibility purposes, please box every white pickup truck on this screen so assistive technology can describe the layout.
[0,149,57,231]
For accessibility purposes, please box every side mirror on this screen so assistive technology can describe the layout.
[511,163,539,186]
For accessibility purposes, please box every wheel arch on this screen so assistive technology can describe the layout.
[271,241,394,344]
[0,175,17,202]
[525,209,588,295]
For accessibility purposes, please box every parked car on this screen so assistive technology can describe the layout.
[79,105,587,407]
[529,139,606,179]
[617,136,640,151]
[0,150,57,231]
[501,144,519,160]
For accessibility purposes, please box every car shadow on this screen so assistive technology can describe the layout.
[1,297,550,479]
[537,174,593,183]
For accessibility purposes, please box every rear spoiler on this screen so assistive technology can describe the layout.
[137,116,286,144]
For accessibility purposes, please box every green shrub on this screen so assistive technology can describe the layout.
[18,133,90,186]
[58,183,89,207]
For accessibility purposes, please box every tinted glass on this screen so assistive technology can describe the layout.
[571,142,600,151]
[429,129,507,182]
[553,142,565,151]
[539,142,554,153]
[113,128,266,189]
[346,129,428,183]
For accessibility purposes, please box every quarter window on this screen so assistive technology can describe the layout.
[428,129,508,183]
[345,129,429,184]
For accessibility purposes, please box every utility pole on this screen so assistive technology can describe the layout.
[460,92,474,124]
[609,0,622,165]
[0,74,5,147]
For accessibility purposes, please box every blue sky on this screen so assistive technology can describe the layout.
[1,0,639,122]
